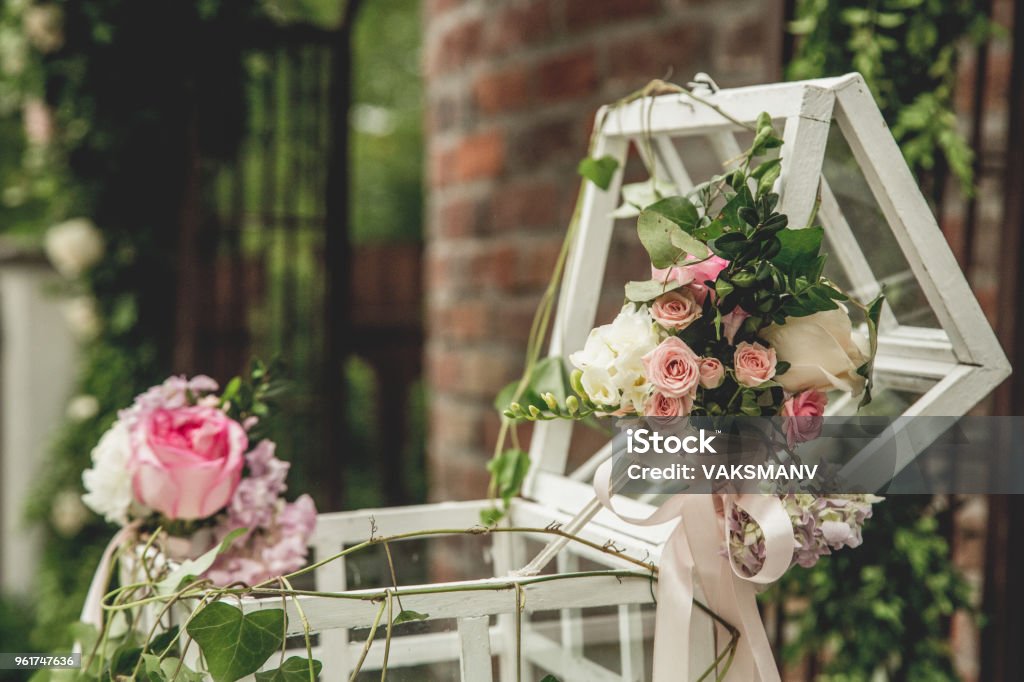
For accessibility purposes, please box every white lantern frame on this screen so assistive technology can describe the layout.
[233,72,1008,681]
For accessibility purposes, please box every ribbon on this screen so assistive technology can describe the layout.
[77,521,141,638]
[595,460,793,681]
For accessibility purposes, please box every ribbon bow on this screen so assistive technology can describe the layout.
[595,460,794,681]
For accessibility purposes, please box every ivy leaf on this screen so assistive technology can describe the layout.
[624,278,683,303]
[539,677,562,682]
[577,155,619,190]
[156,528,246,595]
[393,610,430,625]
[186,603,285,682]
[254,657,323,682]
[486,448,530,508]
[771,227,823,274]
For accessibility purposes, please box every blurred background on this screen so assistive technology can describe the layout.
[0,0,1022,679]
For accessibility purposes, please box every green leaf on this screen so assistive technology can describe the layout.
[486,448,530,507]
[577,155,619,190]
[479,507,504,526]
[254,657,323,682]
[669,227,710,260]
[141,653,204,682]
[771,227,823,273]
[645,195,699,232]
[539,676,562,682]
[624,278,683,303]
[156,528,247,595]
[393,610,430,625]
[494,357,567,415]
[186,603,285,682]
[637,210,686,268]
[856,293,885,409]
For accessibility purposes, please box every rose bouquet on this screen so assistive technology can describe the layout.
[503,112,885,573]
[81,366,316,586]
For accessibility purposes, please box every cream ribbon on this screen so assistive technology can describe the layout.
[595,460,793,681]
[78,521,141,633]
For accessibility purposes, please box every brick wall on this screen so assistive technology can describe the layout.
[422,0,784,501]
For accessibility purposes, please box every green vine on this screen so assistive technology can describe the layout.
[787,0,995,196]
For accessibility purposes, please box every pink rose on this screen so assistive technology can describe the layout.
[653,255,730,304]
[644,391,692,417]
[781,390,828,448]
[651,290,701,330]
[130,406,247,520]
[643,337,701,398]
[721,307,751,344]
[733,341,777,388]
[699,357,725,389]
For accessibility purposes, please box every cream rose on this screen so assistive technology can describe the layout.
[759,307,869,395]
[651,290,701,330]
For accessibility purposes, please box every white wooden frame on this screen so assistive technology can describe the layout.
[232,73,1008,681]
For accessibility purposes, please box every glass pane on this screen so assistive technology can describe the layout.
[821,124,941,328]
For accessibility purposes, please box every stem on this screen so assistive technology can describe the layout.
[280,576,315,682]
[349,600,387,681]
[514,584,524,682]
[381,591,393,682]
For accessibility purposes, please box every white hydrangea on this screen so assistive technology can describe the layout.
[81,421,134,525]
[570,305,664,411]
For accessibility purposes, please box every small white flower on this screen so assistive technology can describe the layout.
[62,296,101,340]
[66,394,100,422]
[580,367,618,406]
[82,421,134,525]
[45,218,105,280]
[51,489,89,536]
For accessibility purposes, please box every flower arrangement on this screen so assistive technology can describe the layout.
[81,368,317,586]
[501,112,886,573]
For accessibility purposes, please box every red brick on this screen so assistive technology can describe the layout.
[428,143,458,187]
[473,63,531,115]
[426,450,492,502]
[538,49,598,102]
[604,24,709,89]
[470,242,517,289]
[489,178,561,231]
[517,238,563,289]
[431,299,492,342]
[564,0,659,32]
[485,0,553,56]
[425,0,460,19]
[509,116,582,172]
[455,129,506,181]
[437,197,483,237]
[427,16,484,76]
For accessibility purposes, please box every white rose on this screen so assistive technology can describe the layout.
[760,307,869,395]
[45,218,105,279]
[82,421,135,525]
[580,366,619,406]
[62,296,101,340]
[66,394,100,422]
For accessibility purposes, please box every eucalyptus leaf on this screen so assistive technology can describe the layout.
[186,603,285,682]
[637,210,686,268]
[624,278,683,303]
[669,228,710,260]
[577,155,619,190]
[254,657,323,682]
[645,195,699,232]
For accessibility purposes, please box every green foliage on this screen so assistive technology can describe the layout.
[392,609,429,625]
[788,0,993,194]
[254,657,323,682]
[485,448,530,514]
[767,497,974,680]
[577,155,619,190]
[350,0,423,243]
[186,604,286,682]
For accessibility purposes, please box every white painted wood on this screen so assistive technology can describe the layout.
[522,630,622,682]
[459,616,494,682]
[618,604,646,682]
[777,85,834,230]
